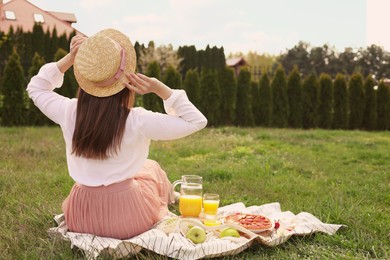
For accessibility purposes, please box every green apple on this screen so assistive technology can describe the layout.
[185,226,206,244]
[219,227,240,238]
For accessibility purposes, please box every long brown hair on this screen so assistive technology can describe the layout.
[72,87,134,159]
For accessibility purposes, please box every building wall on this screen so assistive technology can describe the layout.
[0,0,81,36]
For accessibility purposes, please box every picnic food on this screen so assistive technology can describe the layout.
[186,226,206,244]
[219,227,240,238]
[222,213,273,232]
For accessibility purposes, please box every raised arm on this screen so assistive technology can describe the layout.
[57,35,87,73]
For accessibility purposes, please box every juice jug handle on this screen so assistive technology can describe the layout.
[170,180,182,204]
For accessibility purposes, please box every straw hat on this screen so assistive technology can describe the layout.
[74,28,136,97]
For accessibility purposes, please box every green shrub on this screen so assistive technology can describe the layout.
[362,75,377,130]
[302,73,319,129]
[348,73,365,129]
[318,73,333,129]
[271,65,288,127]
[287,66,302,128]
[333,74,348,129]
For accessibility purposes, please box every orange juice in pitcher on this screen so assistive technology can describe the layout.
[172,175,203,217]
[179,195,202,217]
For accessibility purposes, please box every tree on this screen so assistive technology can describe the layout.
[163,65,182,89]
[271,65,289,127]
[251,80,261,125]
[242,51,276,79]
[302,73,319,129]
[258,71,272,126]
[143,61,163,112]
[376,81,390,130]
[54,48,78,98]
[138,41,181,75]
[27,52,49,125]
[318,73,333,129]
[219,66,237,125]
[200,69,220,126]
[287,66,302,128]
[338,47,357,75]
[44,28,52,62]
[235,67,254,126]
[134,41,144,73]
[183,69,201,107]
[333,74,348,129]
[348,73,365,129]
[1,48,25,126]
[358,45,387,79]
[32,23,45,57]
[178,45,198,77]
[278,41,310,75]
[362,75,377,130]
[50,27,59,62]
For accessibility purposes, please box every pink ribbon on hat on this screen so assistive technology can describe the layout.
[94,48,126,87]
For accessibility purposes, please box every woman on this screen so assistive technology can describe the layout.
[27,28,207,239]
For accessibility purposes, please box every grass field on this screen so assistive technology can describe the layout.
[0,126,389,259]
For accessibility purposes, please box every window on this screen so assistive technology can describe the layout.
[33,13,44,23]
[5,10,16,20]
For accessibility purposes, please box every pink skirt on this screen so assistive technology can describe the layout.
[62,159,171,239]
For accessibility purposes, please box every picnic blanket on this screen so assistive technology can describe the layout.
[48,202,345,259]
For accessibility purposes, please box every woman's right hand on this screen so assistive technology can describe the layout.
[57,35,87,73]
[69,35,87,60]
[125,73,173,100]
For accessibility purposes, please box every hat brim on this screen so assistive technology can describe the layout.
[74,28,136,97]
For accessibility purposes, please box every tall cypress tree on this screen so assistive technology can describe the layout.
[163,65,182,89]
[219,66,237,125]
[287,66,302,128]
[27,52,49,125]
[32,23,45,57]
[200,69,220,126]
[251,80,261,126]
[302,73,319,129]
[271,65,289,127]
[50,27,59,62]
[235,67,254,126]
[376,81,390,130]
[348,73,365,129]
[318,73,333,129]
[1,48,25,126]
[143,61,163,112]
[43,28,52,62]
[183,69,201,108]
[258,72,272,127]
[362,75,377,130]
[333,74,348,129]
[178,45,198,77]
[53,48,77,98]
[21,31,33,73]
[58,33,68,51]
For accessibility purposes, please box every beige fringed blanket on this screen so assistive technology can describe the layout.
[48,202,345,259]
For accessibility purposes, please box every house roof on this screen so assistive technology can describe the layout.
[226,57,246,67]
[0,0,83,36]
[48,11,77,23]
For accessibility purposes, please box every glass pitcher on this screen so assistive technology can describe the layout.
[171,175,203,217]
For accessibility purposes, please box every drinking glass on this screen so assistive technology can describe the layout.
[202,193,220,225]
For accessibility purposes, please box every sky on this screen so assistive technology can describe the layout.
[28,0,390,55]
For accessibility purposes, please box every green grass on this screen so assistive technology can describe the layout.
[0,126,389,259]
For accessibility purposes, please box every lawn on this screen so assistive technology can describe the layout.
[0,126,389,259]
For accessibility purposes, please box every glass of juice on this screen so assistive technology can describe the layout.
[203,193,220,225]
